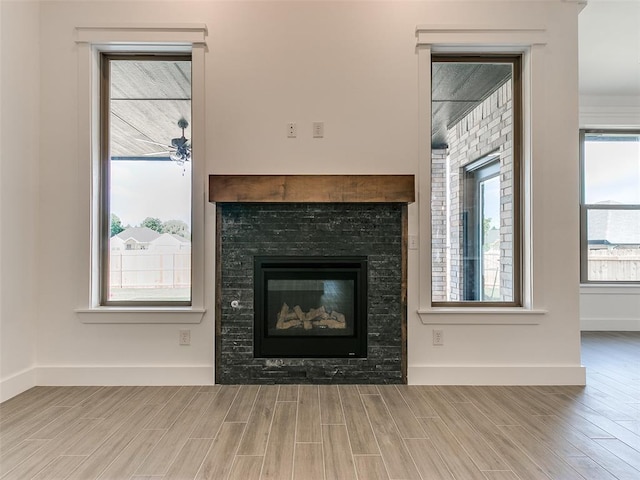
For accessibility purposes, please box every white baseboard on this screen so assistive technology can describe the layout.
[4,364,588,401]
[408,365,586,385]
[36,365,214,386]
[581,318,640,331]
[0,367,37,402]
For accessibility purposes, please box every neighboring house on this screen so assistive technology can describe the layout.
[109,235,126,251]
[588,204,640,248]
[113,226,161,251]
[587,204,640,282]
[150,233,192,252]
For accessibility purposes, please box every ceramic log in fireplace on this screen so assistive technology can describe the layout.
[254,256,367,358]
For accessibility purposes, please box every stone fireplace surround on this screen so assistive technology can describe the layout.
[210,175,414,384]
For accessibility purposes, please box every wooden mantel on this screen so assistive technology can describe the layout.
[208,174,415,204]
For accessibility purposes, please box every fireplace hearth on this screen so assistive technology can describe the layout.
[254,256,367,358]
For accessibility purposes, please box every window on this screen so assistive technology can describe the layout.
[463,154,501,301]
[580,130,640,283]
[431,55,522,306]
[101,54,192,305]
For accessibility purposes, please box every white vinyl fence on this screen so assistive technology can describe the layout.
[588,248,640,282]
[110,251,191,289]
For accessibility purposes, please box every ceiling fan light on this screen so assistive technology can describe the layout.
[170,152,186,165]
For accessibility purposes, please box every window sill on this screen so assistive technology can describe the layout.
[417,308,546,325]
[76,307,206,324]
[580,284,640,295]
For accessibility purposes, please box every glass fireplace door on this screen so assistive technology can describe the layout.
[254,257,367,358]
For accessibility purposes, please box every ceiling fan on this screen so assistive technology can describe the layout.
[138,118,191,166]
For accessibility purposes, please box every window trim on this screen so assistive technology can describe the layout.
[579,128,640,285]
[430,54,523,308]
[74,24,207,323]
[100,53,193,307]
[415,25,547,321]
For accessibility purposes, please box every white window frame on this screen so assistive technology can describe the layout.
[415,25,548,324]
[74,25,207,323]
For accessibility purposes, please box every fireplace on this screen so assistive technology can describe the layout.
[254,256,367,358]
[210,174,414,384]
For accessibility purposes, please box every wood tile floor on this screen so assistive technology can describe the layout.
[1,331,638,479]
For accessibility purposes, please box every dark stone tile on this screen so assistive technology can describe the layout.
[218,203,404,384]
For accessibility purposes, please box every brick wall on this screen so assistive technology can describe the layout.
[432,79,514,302]
[217,203,404,384]
[431,149,449,300]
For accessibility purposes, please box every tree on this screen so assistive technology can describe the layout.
[483,218,493,237]
[140,217,163,233]
[110,213,124,237]
[483,218,498,252]
[162,219,190,239]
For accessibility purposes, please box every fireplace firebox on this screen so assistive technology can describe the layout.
[254,256,367,358]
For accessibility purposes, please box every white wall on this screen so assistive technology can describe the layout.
[579,95,640,331]
[579,93,640,330]
[580,94,640,129]
[2,0,586,397]
[578,1,640,331]
[0,0,40,401]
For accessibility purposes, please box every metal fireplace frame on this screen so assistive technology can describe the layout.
[254,256,368,358]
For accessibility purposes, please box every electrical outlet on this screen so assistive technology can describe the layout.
[433,329,444,346]
[287,122,297,138]
[179,329,191,346]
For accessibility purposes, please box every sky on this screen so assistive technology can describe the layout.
[584,139,640,205]
[110,160,192,228]
[482,175,501,231]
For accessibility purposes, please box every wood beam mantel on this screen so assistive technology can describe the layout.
[208,174,415,204]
